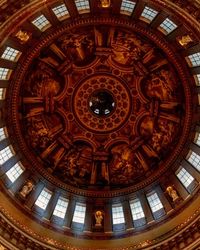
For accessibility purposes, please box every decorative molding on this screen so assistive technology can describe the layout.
[0,205,200,249]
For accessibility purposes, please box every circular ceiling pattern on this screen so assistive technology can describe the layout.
[73,74,130,132]
[7,24,188,191]
[0,0,200,249]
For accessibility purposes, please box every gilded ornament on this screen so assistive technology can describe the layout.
[166,186,179,201]
[177,35,193,47]
[15,30,30,44]
[95,210,103,226]
[100,0,111,8]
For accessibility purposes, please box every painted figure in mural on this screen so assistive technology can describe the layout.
[27,117,51,149]
[111,30,152,67]
[110,144,144,185]
[146,70,175,100]
[95,210,103,226]
[68,152,80,176]
[59,32,94,64]
[54,145,93,186]
[140,116,177,153]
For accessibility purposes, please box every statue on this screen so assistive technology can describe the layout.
[166,186,179,202]
[19,181,34,198]
[95,210,103,227]
[100,0,110,8]
[0,245,7,250]
[15,30,30,44]
[177,35,193,47]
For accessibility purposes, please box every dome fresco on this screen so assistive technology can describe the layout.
[0,0,200,249]
[16,25,186,190]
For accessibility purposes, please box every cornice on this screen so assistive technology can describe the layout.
[0,0,199,44]
[0,194,200,250]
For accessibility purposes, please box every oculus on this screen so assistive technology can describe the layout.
[89,90,115,116]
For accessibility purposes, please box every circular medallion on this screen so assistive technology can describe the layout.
[73,74,131,133]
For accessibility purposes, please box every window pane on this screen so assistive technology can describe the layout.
[130,199,145,220]
[6,162,24,183]
[72,203,86,224]
[194,133,200,146]
[0,68,12,80]
[159,18,177,34]
[187,151,200,171]
[112,204,125,224]
[194,74,200,86]
[52,4,69,20]
[0,127,6,141]
[0,88,5,100]
[140,6,158,22]
[35,188,52,210]
[120,0,136,15]
[0,145,15,165]
[147,192,163,213]
[188,53,200,67]
[32,15,51,31]
[176,167,194,188]
[75,0,90,13]
[53,197,69,219]
[1,47,21,62]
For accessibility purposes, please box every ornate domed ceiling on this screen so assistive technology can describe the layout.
[8,23,188,193]
[0,0,200,249]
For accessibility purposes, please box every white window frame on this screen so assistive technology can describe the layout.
[194,74,200,86]
[35,188,52,210]
[74,0,90,13]
[140,6,158,23]
[187,151,200,171]
[112,204,125,225]
[0,127,6,141]
[6,162,24,183]
[187,53,200,67]
[0,68,12,80]
[52,4,69,20]
[1,47,21,62]
[72,203,86,224]
[53,197,69,219]
[0,88,5,100]
[159,18,177,34]
[120,0,136,16]
[0,145,15,165]
[31,15,51,31]
[194,132,200,146]
[130,199,145,220]
[176,167,194,188]
[147,192,163,213]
